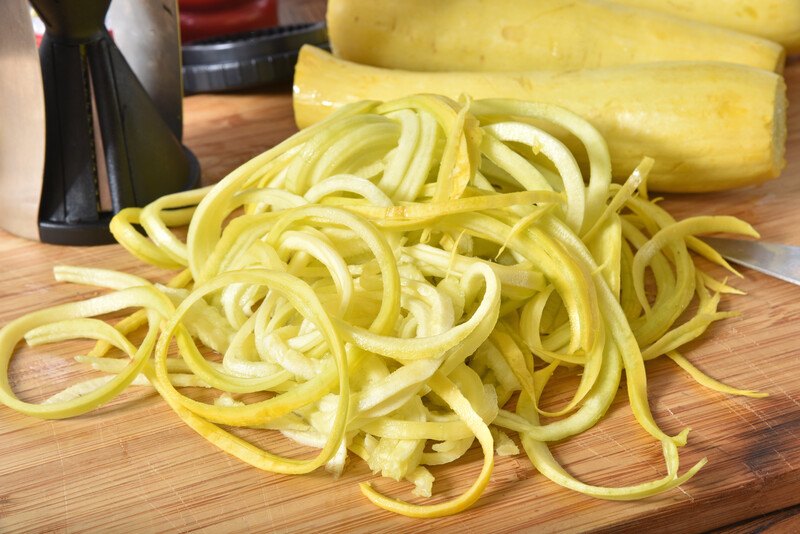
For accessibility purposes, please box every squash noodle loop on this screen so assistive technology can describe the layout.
[0,95,764,517]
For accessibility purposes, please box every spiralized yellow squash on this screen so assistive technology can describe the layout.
[0,95,765,517]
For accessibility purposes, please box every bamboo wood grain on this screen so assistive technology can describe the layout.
[2,6,800,533]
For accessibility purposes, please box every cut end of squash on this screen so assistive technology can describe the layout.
[772,76,789,179]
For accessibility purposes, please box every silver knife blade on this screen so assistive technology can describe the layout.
[702,237,800,287]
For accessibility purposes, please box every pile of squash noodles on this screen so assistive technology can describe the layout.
[0,95,766,517]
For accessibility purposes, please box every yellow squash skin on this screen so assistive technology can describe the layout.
[327,0,785,73]
[612,0,800,53]
[293,46,787,193]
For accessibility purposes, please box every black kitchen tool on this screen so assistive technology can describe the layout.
[31,0,200,246]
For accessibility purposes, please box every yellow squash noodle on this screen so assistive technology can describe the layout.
[0,95,765,517]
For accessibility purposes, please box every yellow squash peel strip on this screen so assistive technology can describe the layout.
[0,95,766,517]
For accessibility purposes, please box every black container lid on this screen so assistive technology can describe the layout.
[182,22,328,94]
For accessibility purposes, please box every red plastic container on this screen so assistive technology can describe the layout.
[179,0,278,43]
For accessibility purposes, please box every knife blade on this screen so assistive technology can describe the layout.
[702,237,800,287]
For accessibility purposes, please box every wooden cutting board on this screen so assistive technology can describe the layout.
[2,56,800,534]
